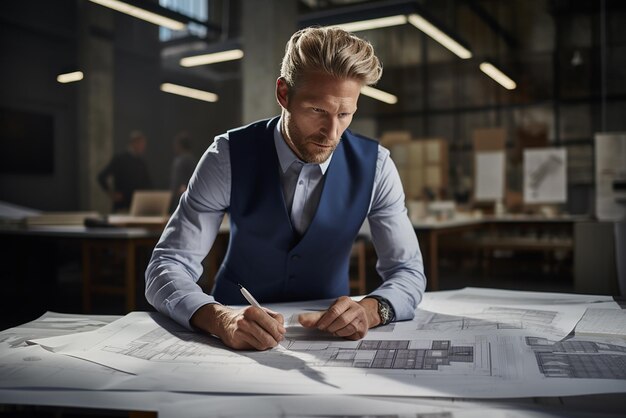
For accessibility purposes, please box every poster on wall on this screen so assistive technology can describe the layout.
[595,133,626,221]
[474,151,505,202]
[523,148,567,204]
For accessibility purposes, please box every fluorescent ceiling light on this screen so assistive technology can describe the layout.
[160,83,218,102]
[361,86,398,104]
[479,62,517,90]
[89,0,186,30]
[180,49,244,67]
[407,13,472,59]
[57,71,84,83]
[333,15,407,32]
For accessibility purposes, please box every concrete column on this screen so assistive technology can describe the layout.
[241,0,297,124]
[77,2,114,213]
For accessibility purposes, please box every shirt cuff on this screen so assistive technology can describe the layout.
[368,288,420,322]
[166,292,218,331]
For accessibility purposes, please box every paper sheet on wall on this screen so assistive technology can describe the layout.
[474,151,505,201]
[523,148,567,204]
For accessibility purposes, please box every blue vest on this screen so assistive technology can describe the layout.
[211,117,378,304]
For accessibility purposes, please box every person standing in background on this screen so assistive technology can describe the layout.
[98,130,152,212]
[169,132,197,213]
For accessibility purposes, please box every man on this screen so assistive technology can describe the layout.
[145,27,426,351]
[98,130,152,212]
[169,131,197,212]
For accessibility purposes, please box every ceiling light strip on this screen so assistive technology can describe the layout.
[333,15,407,32]
[361,86,398,104]
[57,71,84,83]
[479,62,517,90]
[89,0,186,30]
[180,49,244,67]
[407,14,472,59]
[160,83,218,102]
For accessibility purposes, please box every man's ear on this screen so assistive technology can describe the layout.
[276,77,289,109]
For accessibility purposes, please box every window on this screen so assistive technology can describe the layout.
[159,0,208,41]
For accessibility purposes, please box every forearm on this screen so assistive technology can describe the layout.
[145,197,226,329]
[145,251,216,330]
[190,303,228,336]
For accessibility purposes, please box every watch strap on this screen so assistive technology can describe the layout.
[365,295,395,326]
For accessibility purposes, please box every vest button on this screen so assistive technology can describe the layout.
[289,274,296,280]
[291,254,300,260]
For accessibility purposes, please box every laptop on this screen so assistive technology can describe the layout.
[104,190,172,227]
[129,190,172,216]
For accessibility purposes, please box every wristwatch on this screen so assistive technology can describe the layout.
[365,296,395,326]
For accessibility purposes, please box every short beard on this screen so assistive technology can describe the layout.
[299,141,336,164]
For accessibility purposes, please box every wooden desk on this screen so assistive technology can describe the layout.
[413,215,587,291]
[413,218,484,291]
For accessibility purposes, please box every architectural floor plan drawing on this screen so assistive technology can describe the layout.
[77,315,487,377]
[21,296,626,398]
[285,339,475,371]
[100,326,221,362]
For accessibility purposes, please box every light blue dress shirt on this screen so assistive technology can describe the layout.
[145,119,426,330]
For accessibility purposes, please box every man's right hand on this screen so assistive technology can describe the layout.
[190,303,285,351]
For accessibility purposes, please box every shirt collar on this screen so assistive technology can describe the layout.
[273,117,333,175]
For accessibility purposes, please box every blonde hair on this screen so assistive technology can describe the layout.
[280,26,382,90]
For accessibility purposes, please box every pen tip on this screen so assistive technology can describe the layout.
[237,283,243,289]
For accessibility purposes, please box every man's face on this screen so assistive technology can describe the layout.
[276,72,361,164]
[132,136,147,155]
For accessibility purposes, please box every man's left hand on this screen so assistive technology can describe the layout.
[298,296,380,340]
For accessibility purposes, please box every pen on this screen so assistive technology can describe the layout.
[238,283,288,351]
[238,283,262,308]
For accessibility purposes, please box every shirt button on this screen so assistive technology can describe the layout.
[298,180,304,185]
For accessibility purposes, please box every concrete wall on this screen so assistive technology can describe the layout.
[0,0,79,210]
[0,0,241,212]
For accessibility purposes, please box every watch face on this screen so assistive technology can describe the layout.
[379,303,391,324]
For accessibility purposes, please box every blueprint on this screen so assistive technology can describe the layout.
[26,308,626,398]
[415,288,616,340]
[4,288,624,399]
[528,335,626,379]
[421,287,618,308]
[0,390,617,418]
[0,311,120,350]
[0,344,133,390]
[410,306,579,340]
[158,395,623,418]
[574,308,626,338]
